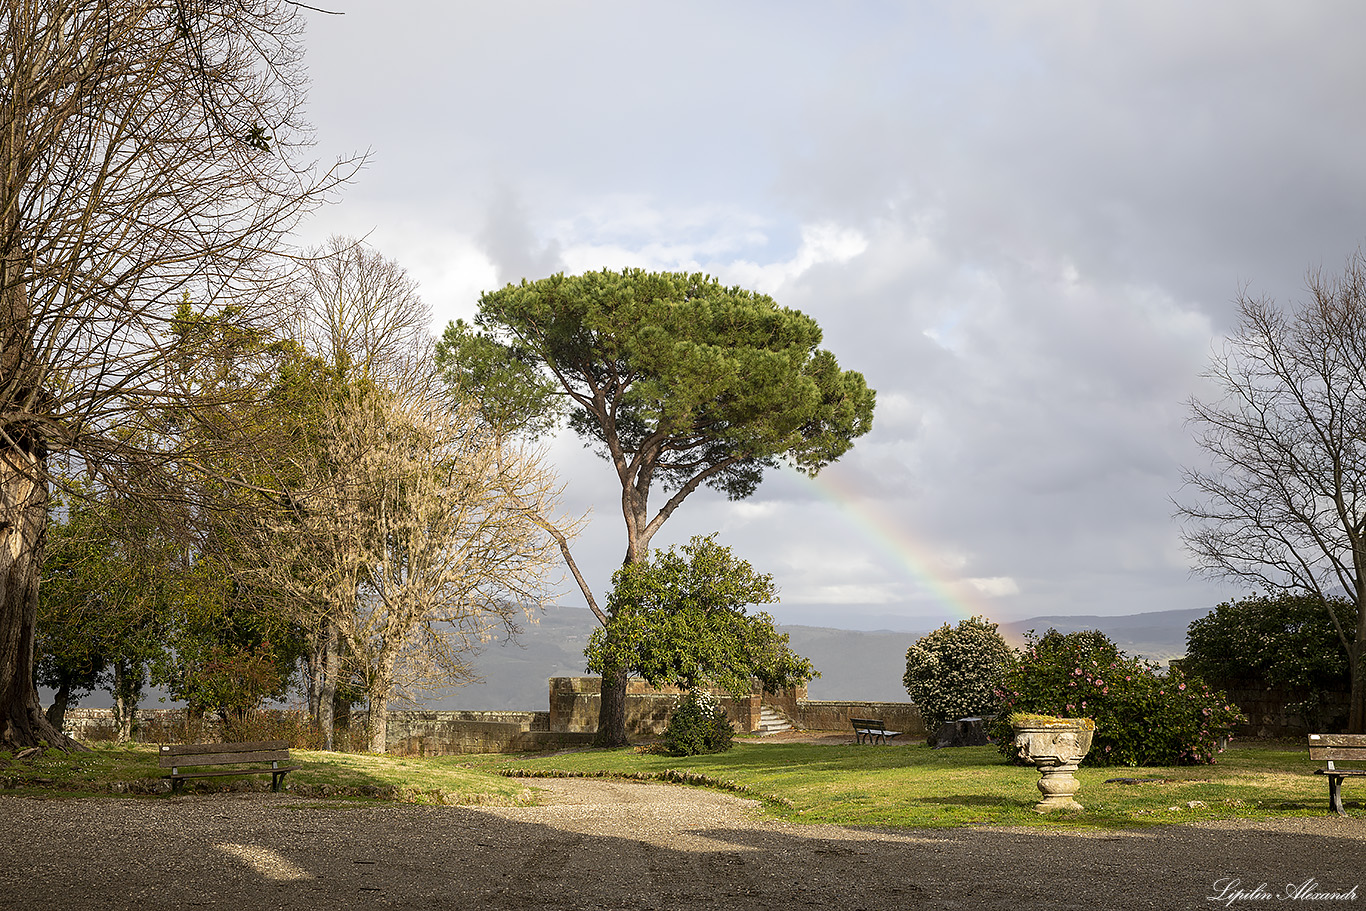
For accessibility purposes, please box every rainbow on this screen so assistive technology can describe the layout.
[799,466,997,624]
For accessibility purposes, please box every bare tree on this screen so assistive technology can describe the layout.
[279,239,432,748]
[0,1,356,749]
[256,379,567,753]
[239,242,573,751]
[1180,251,1366,732]
[297,236,431,383]
[348,385,564,753]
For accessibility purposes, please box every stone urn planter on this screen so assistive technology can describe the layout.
[1010,714,1095,812]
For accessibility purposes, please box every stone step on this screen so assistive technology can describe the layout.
[754,706,793,736]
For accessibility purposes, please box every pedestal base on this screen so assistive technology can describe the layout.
[1035,763,1083,812]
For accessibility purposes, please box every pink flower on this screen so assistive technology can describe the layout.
[1178,683,1186,691]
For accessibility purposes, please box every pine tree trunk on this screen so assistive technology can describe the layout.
[593,521,654,747]
[593,662,631,747]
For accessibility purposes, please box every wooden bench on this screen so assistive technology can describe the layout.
[159,741,299,794]
[1307,733,1366,816]
[851,718,902,745]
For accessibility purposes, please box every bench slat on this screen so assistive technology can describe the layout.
[1307,734,1366,747]
[160,740,289,757]
[159,748,291,769]
[1308,747,1366,762]
[168,765,302,781]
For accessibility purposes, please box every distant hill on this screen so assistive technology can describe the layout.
[998,608,1207,666]
[68,604,1207,711]
[423,604,1207,710]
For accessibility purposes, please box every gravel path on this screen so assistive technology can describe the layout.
[3,779,1365,910]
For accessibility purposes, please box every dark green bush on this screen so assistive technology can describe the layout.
[1184,593,1355,730]
[663,691,734,756]
[990,629,1245,766]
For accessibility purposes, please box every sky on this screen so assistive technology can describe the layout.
[288,1,1366,632]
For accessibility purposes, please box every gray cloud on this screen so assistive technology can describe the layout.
[478,186,564,287]
[292,1,1362,629]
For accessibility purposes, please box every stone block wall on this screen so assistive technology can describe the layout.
[57,681,929,752]
[547,677,924,738]
[370,711,596,756]
[547,677,765,736]
[1218,686,1352,738]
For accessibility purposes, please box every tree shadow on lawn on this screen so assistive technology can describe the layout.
[688,742,1002,774]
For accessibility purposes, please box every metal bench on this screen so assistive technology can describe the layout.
[160,740,299,794]
[851,718,901,745]
[1307,733,1366,816]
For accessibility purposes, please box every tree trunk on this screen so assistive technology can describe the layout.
[318,624,339,751]
[43,676,73,732]
[594,512,656,746]
[0,449,80,751]
[593,661,631,747]
[1349,641,1364,734]
[304,619,340,749]
[111,659,142,744]
[304,630,323,720]
[366,655,394,754]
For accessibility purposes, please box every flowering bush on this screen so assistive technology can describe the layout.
[903,616,1015,736]
[990,629,1246,766]
[663,691,735,756]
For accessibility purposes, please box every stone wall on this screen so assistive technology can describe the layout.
[365,711,596,756]
[58,680,929,752]
[548,677,925,738]
[58,707,597,755]
[62,707,194,743]
[548,677,767,736]
[1219,686,1352,738]
[785,699,925,738]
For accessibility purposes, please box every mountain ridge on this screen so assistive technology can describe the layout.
[424,604,1206,709]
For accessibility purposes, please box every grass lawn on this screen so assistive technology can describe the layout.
[467,738,1342,831]
[0,743,532,805]
[1,738,1345,831]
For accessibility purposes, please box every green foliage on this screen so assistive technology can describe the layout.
[1185,593,1356,694]
[662,691,735,756]
[447,268,876,499]
[991,629,1246,767]
[902,616,1015,733]
[434,318,562,438]
[149,564,302,723]
[584,536,816,696]
[36,489,174,719]
[1184,593,1357,730]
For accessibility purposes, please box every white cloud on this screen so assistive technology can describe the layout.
[965,577,1022,598]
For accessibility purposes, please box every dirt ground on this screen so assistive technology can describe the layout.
[4,765,1365,911]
